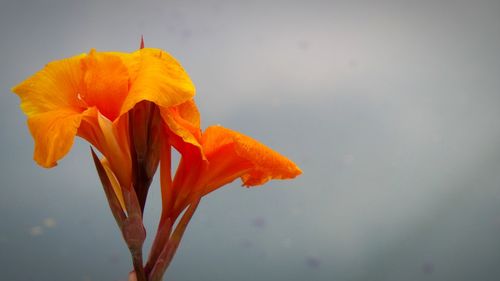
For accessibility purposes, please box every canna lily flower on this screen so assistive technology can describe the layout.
[12,41,301,281]
[165,111,302,217]
[12,46,195,280]
[12,47,195,208]
[146,100,302,279]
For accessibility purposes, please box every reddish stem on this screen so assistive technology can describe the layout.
[148,198,201,281]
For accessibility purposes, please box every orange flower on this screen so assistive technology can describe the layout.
[12,48,195,195]
[12,43,301,281]
[145,100,302,278]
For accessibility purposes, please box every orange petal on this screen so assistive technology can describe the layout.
[12,53,86,117]
[171,125,301,215]
[175,99,200,128]
[80,49,130,121]
[27,109,85,168]
[77,108,132,188]
[96,112,132,187]
[101,157,127,212]
[160,99,202,154]
[170,153,206,217]
[202,125,302,192]
[11,53,86,167]
[120,48,195,116]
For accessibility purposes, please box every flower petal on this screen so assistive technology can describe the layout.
[12,53,86,117]
[202,125,302,192]
[77,108,132,188]
[80,49,130,121]
[101,157,127,212]
[160,99,202,154]
[175,99,200,128]
[171,125,302,214]
[120,48,195,115]
[27,109,85,167]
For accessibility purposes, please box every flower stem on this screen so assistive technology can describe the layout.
[145,216,172,274]
[148,198,201,281]
[132,251,147,281]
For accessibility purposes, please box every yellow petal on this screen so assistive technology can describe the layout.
[12,53,86,117]
[27,109,85,168]
[101,157,127,212]
[120,48,195,116]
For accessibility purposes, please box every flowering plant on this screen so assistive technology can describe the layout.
[12,40,301,281]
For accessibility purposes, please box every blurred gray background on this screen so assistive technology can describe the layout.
[2,0,500,280]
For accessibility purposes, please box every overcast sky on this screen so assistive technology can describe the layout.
[2,0,500,280]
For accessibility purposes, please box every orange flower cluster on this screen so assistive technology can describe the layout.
[12,41,301,281]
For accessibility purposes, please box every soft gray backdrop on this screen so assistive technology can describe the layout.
[2,0,500,280]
